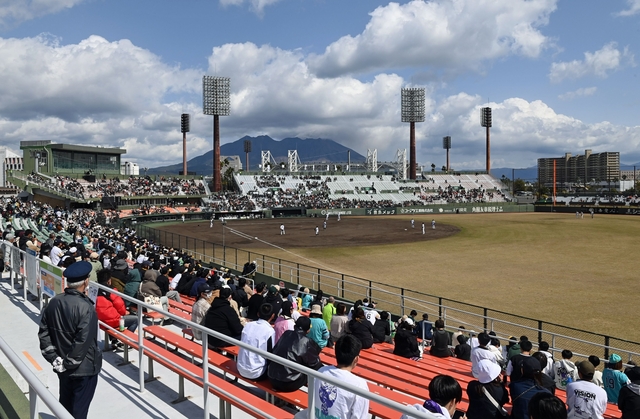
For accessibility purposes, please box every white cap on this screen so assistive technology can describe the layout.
[404,318,414,326]
[477,359,501,384]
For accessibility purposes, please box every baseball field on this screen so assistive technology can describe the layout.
[156,212,640,344]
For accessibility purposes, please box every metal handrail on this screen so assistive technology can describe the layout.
[173,241,640,361]
[0,335,74,419]
[90,282,439,419]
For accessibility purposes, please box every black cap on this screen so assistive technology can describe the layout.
[64,261,93,283]
[295,316,311,332]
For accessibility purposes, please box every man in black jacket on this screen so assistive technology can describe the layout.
[203,287,243,348]
[268,316,323,392]
[38,261,102,419]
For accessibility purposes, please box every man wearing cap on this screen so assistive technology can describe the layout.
[566,360,607,419]
[602,353,630,403]
[38,261,102,419]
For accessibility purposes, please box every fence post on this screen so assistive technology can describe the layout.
[318,268,321,290]
[604,336,610,360]
[438,297,443,318]
[400,288,405,316]
[235,248,238,268]
[279,259,282,279]
[297,263,300,285]
[538,321,543,344]
[341,274,345,299]
[483,308,488,332]
[368,281,372,301]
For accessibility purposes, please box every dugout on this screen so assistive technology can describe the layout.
[271,207,305,217]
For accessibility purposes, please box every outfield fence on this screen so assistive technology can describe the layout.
[135,223,640,365]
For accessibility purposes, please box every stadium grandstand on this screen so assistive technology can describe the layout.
[0,190,635,418]
[1,141,637,418]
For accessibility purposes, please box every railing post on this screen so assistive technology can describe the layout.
[341,274,345,299]
[137,305,144,392]
[483,308,488,332]
[368,281,372,301]
[604,336,610,360]
[297,263,300,285]
[29,385,37,419]
[438,297,443,318]
[318,269,322,290]
[400,288,405,316]
[538,321,543,344]
[307,375,316,417]
[279,258,282,279]
[202,331,210,419]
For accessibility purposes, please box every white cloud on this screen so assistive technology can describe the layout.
[0,35,201,121]
[1,34,639,170]
[0,0,85,29]
[558,87,597,100]
[615,0,640,16]
[549,42,634,83]
[418,96,640,170]
[218,0,282,16]
[308,0,557,77]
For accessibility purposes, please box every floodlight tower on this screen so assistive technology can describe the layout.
[401,88,426,180]
[203,76,230,192]
[443,136,451,172]
[481,107,492,172]
[181,113,190,176]
[243,140,251,172]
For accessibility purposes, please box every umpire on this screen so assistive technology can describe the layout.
[38,261,102,419]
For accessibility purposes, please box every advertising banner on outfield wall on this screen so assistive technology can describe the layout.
[307,204,532,217]
[365,208,396,215]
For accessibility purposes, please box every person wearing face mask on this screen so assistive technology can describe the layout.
[190,283,213,341]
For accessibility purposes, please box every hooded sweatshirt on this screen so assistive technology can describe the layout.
[618,381,640,419]
[553,359,579,390]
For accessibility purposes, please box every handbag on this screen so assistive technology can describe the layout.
[138,283,163,312]
[482,385,508,416]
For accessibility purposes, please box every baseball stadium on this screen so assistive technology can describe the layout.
[1,132,638,419]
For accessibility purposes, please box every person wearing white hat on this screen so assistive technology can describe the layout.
[466,359,509,419]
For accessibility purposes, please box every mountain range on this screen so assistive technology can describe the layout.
[148,135,365,175]
[148,135,640,180]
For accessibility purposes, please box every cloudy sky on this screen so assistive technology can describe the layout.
[1,0,639,171]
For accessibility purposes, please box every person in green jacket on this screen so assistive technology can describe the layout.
[322,296,336,329]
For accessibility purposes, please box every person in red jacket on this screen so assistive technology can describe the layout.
[96,269,138,332]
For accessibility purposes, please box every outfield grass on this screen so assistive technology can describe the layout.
[250,213,640,342]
